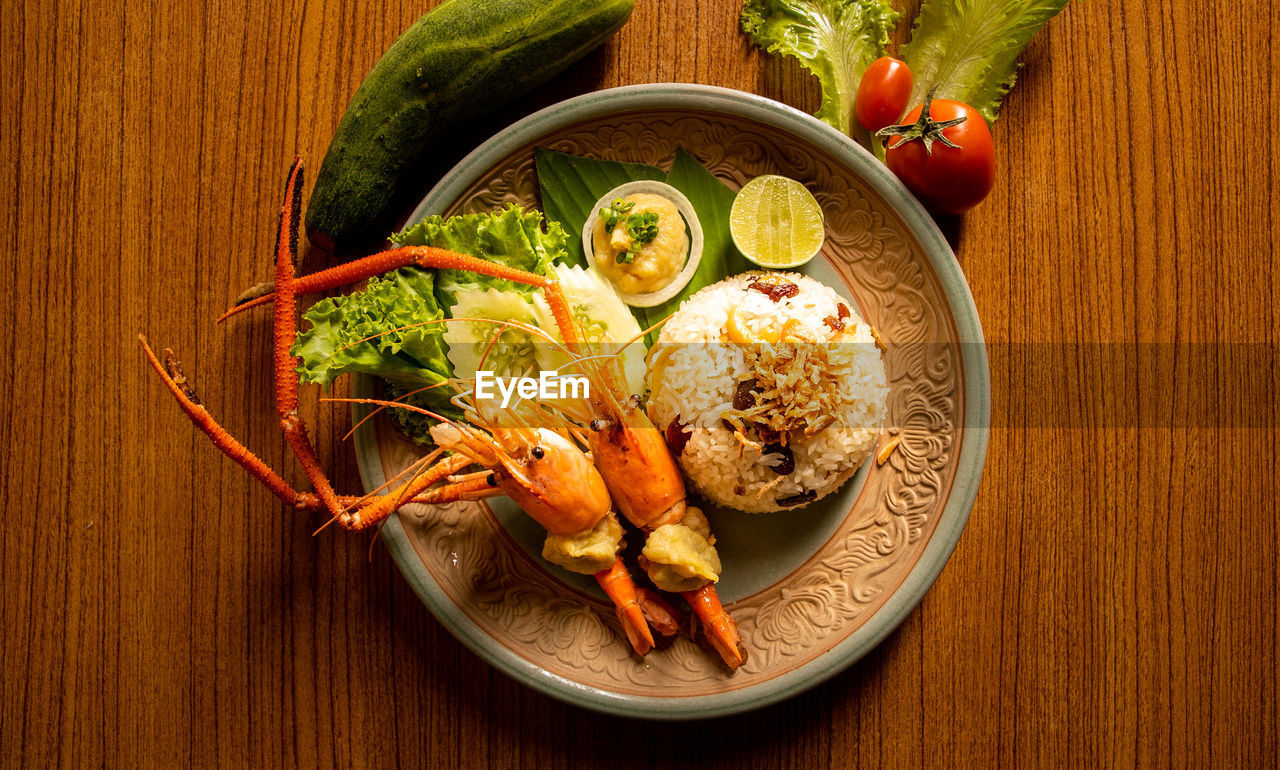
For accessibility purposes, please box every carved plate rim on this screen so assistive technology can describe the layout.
[354,84,990,720]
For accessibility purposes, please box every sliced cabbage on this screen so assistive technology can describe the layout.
[443,288,540,380]
[531,263,647,396]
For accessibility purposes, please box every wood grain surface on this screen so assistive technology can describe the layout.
[2,0,1276,766]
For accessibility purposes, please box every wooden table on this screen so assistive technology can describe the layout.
[3,0,1276,765]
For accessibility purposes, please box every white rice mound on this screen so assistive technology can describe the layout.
[646,272,887,513]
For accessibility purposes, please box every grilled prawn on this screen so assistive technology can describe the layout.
[140,158,658,656]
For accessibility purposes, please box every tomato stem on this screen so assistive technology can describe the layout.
[875,87,967,156]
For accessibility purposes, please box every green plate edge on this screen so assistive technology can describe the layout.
[352,83,991,720]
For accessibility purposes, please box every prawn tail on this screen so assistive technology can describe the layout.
[594,557,655,657]
[683,583,747,672]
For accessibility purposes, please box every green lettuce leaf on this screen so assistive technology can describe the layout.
[900,0,1069,124]
[383,381,448,445]
[390,204,570,309]
[741,0,900,142]
[293,267,458,417]
[534,148,665,260]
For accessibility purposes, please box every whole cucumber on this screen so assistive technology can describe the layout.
[306,0,635,256]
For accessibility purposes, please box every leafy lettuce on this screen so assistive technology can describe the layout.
[383,381,450,445]
[390,204,571,309]
[900,0,1070,124]
[741,0,1068,137]
[293,267,458,418]
[293,206,574,430]
[741,0,900,143]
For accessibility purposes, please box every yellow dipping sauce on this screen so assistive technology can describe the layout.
[592,193,688,295]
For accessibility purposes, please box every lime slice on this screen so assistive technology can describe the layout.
[729,175,825,268]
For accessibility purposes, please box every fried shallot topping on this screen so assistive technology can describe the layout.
[723,339,861,443]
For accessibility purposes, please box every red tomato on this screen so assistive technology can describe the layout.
[884,99,995,215]
[855,57,913,132]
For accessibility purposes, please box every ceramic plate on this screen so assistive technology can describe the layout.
[354,84,989,719]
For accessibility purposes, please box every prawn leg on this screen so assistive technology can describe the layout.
[138,335,481,516]
[270,158,345,521]
[338,458,497,531]
[594,557,656,657]
[140,333,305,506]
[220,250,581,356]
[147,157,575,527]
